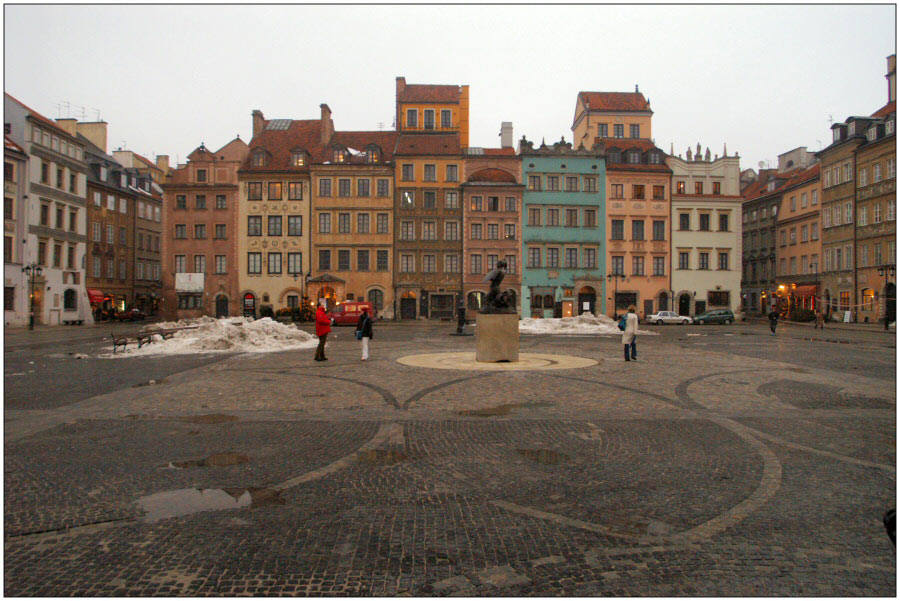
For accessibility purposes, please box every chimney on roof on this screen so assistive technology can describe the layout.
[320,104,334,144]
[635,84,639,93]
[395,77,406,133]
[887,54,896,103]
[156,155,170,174]
[76,121,108,154]
[500,122,513,148]
[55,118,77,137]
[252,110,265,138]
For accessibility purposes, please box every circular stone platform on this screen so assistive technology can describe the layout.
[396,352,597,371]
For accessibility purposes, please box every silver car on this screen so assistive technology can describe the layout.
[647,310,693,325]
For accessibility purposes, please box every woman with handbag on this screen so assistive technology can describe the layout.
[355,308,374,361]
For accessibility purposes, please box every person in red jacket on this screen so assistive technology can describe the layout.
[314,303,332,361]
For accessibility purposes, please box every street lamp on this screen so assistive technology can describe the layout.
[21,263,43,330]
[877,263,895,330]
[607,272,626,319]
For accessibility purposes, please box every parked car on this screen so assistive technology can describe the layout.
[327,302,377,326]
[117,308,146,322]
[693,309,735,325]
[647,310,693,325]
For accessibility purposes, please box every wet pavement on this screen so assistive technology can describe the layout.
[3,321,896,595]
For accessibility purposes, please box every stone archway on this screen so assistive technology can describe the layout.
[657,291,669,312]
[676,290,693,316]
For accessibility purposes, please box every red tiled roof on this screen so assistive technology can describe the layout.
[872,101,896,118]
[243,119,326,170]
[131,151,164,173]
[5,92,73,139]
[742,168,798,201]
[331,131,400,163]
[398,84,460,104]
[603,138,671,172]
[5,135,25,154]
[482,148,516,156]
[579,91,651,112]
[394,133,461,156]
[216,137,250,161]
[466,168,517,183]
[600,138,661,151]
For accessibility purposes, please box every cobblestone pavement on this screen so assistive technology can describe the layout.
[4,322,896,595]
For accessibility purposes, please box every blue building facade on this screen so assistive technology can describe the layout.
[520,138,606,317]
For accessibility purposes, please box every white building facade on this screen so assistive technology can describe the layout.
[668,145,743,316]
[4,94,93,326]
[5,137,29,326]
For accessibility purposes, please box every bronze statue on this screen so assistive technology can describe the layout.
[482,261,515,313]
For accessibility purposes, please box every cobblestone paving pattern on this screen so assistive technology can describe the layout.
[4,323,896,595]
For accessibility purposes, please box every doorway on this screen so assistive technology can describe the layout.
[886,282,896,323]
[678,294,690,316]
[577,286,596,315]
[643,299,654,319]
[216,295,229,318]
[400,291,417,320]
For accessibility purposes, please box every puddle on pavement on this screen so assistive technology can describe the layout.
[168,452,249,469]
[137,487,284,523]
[179,414,239,424]
[357,446,407,465]
[516,448,568,464]
[458,401,551,417]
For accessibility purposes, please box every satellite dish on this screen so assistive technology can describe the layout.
[758,161,765,169]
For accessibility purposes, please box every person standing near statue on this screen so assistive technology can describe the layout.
[314,301,331,361]
[622,304,638,361]
[355,307,373,361]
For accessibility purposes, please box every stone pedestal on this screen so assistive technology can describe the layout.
[476,312,519,362]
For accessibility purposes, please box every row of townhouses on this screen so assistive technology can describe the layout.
[4,77,749,326]
[741,54,896,325]
[158,79,743,322]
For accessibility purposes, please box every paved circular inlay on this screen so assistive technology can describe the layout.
[396,352,598,371]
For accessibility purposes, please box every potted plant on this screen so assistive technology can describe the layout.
[275,307,293,323]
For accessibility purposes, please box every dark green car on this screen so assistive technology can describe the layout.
[693,309,735,325]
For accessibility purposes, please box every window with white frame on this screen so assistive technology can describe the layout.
[874,163,882,182]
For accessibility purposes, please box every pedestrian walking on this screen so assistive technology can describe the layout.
[622,304,639,361]
[355,307,373,361]
[815,308,825,329]
[314,302,331,361]
[768,308,779,336]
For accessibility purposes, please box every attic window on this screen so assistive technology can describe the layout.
[252,151,266,167]
[849,122,856,135]
[867,127,877,142]
[291,151,305,166]
[767,181,775,192]
[366,148,378,163]
[887,120,895,135]
[833,128,842,143]
[608,151,620,163]
[627,151,641,164]
[649,153,660,164]
[333,149,345,163]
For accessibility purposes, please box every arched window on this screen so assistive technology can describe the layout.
[63,289,77,310]
[368,288,384,310]
[467,291,484,310]
[543,294,554,308]
[531,294,542,309]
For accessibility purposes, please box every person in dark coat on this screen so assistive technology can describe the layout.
[314,303,331,361]
[355,308,374,361]
[768,308,779,336]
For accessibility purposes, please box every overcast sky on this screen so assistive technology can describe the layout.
[5,4,895,172]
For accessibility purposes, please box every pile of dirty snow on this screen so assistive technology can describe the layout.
[519,313,657,336]
[103,317,318,357]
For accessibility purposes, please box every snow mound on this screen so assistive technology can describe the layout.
[519,313,657,336]
[104,317,318,357]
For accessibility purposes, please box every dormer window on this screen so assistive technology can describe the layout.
[849,122,857,135]
[833,128,842,143]
[767,181,775,192]
[608,150,620,163]
[649,152,660,164]
[868,127,877,142]
[366,146,379,163]
[120,173,128,187]
[291,151,306,166]
[252,150,266,167]
[627,151,641,164]
[333,148,345,163]
[887,120,895,135]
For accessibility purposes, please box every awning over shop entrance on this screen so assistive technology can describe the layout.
[87,289,104,304]
[793,285,817,296]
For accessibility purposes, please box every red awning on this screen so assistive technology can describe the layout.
[87,289,105,304]
[793,285,817,296]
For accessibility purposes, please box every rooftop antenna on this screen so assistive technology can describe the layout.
[377,122,384,131]
[63,101,71,117]
[76,106,87,120]
[92,108,101,121]
[53,103,62,118]
[120,140,127,150]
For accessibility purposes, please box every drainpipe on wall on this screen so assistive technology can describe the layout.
[852,150,859,322]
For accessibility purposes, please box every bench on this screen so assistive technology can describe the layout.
[111,331,173,353]
[111,333,129,353]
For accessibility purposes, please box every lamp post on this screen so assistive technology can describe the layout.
[22,263,43,330]
[877,263,895,330]
[607,272,625,319]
